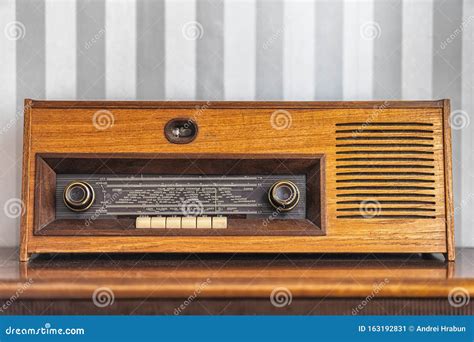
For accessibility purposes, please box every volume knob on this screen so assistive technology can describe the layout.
[268,180,300,212]
[63,181,95,212]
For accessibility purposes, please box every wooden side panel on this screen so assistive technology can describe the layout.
[20,101,451,256]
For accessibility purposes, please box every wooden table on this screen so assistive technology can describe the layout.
[0,248,473,315]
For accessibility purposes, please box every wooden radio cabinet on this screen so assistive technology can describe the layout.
[20,100,454,261]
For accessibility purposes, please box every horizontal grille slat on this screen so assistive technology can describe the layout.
[335,122,434,126]
[336,150,434,154]
[336,215,436,219]
[336,136,433,140]
[335,121,437,220]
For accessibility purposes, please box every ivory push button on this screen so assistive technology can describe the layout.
[151,217,166,229]
[136,217,151,229]
[197,217,212,229]
[181,217,197,228]
[166,217,181,228]
[212,217,227,229]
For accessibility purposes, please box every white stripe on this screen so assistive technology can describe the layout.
[224,0,256,100]
[401,0,433,99]
[45,0,76,99]
[461,0,474,247]
[165,0,196,100]
[105,0,136,99]
[343,0,374,100]
[0,0,18,246]
[283,0,315,100]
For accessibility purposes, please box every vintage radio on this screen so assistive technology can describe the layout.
[20,100,454,261]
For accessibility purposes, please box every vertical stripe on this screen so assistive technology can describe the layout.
[0,0,18,247]
[45,0,76,99]
[16,0,45,108]
[106,0,136,99]
[401,0,433,99]
[342,0,374,100]
[373,0,402,99]
[136,0,165,100]
[315,0,343,100]
[256,0,283,100]
[433,0,463,246]
[77,0,105,99]
[196,0,224,100]
[283,0,315,100]
[165,0,196,99]
[223,0,256,100]
[461,0,474,247]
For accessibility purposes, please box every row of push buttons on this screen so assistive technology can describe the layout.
[135,216,228,229]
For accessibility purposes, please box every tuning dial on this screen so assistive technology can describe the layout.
[268,180,300,212]
[63,181,95,212]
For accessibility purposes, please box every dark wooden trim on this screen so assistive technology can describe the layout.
[442,99,455,261]
[26,99,446,110]
[33,153,326,237]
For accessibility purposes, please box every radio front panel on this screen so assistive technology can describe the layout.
[20,100,454,261]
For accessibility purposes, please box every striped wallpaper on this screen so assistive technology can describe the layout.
[0,0,473,247]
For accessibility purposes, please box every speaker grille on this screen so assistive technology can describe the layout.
[335,122,436,219]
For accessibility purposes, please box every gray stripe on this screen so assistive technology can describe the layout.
[77,0,105,99]
[196,0,224,100]
[256,0,283,100]
[433,0,463,236]
[16,0,45,109]
[315,0,343,100]
[373,0,402,99]
[136,0,165,100]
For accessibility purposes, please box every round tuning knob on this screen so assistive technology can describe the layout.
[268,180,300,212]
[63,181,95,212]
